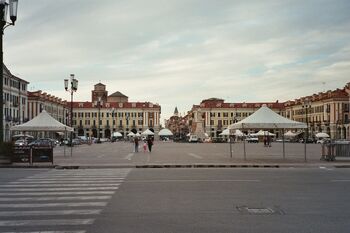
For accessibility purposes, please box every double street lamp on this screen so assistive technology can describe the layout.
[0,0,18,143]
[302,98,311,161]
[64,74,78,148]
[95,97,103,143]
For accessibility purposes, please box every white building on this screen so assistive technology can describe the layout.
[2,65,29,141]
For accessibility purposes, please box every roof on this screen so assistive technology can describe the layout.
[108,91,128,98]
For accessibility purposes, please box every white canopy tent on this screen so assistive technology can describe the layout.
[251,130,276,137]
[135,132,141,137]
[219,128,230,136]
[11,110,73,132]
[234,129,245,137]
[141,129,155,136]
[284,130,297,137]
[112,132,123,137]
[315,132,330,138]
[10,110,74,157]
[127,132,135,137]
[158,128,173,136]
[220,129,245,137]
[228,105,307,160]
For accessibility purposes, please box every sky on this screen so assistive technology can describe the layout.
[3,0,350,123]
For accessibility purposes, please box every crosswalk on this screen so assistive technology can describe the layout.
[0,168,131,233]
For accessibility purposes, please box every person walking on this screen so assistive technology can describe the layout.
[147,137,153,152]
[134,137,139,153]
[143,140,148,153]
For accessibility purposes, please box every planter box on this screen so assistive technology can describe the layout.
[0,142,13,164]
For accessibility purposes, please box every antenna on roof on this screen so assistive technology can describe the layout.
[322,82,326,92]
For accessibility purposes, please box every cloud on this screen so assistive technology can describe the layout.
[3,0,350,122]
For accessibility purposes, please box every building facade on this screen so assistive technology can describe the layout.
[2,65,29,141]
[73,83,161,139]
[27,90,69,124]
[187,98,285,138]
[284,83,350,139]
[174,83,350,140]
[165,107,190,140]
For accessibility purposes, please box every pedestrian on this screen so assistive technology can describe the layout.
[267,136,271,147]
[147,137,153,152]
[143,141,147,153]
[263,136,267,147]
[134,137,139,153]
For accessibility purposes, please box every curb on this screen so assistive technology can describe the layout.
[135,164,280,168]
[2,163,350,169]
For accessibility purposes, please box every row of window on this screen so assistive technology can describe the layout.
[74,119,153,127]
[3,77,27,91]
[2,93,27,106]
[209,112,253,118]
[74,112,152,119]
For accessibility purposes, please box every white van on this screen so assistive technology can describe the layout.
[188,135,198,143]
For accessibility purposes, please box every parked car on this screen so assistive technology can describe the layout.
[28,139,55,147]
[299,138,316,143]
[317,138,330,144]
[245,137,259,143]
[14,139,28,146]
[212,137,226,143]
[188,135,198,143]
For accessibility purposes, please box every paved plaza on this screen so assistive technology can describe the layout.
[49,141,350,167]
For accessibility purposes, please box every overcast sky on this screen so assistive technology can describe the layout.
[4,0,350,122]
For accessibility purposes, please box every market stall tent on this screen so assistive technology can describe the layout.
[10,110,73,132]
[158,128,173,136]
[141,129,155,136]
[228,105,307,160]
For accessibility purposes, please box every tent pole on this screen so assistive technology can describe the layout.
[304,129,307,162]
[64,129,66,157]
[282,128,285,159]
[243,124,246,160]
[230,135,232,158]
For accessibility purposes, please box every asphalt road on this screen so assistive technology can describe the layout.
[1,167,350,233]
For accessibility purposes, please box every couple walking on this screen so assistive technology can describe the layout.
[134,136,153,153]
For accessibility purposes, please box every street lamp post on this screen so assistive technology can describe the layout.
[64,74,78,153]
[302,98,311,162]
[95,97,102,143]
[110,107,115,139]
[0,0,18,143]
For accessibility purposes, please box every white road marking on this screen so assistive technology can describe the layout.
[0,195,112,201]
[331,180,350,182]
[126,179,260,183]
[124,153,134,160]
[0,191,115,196]
[97,154,105,158]
[0,202,107,208]
[0,187,120,191]
[187,153,203,159]
[11,180,121,184]
[0,209,102,217]
[18,178,125,181]
[0,219,94,226]
[0,183,121,187]
[1,231,86,233]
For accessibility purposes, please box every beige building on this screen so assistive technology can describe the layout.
[73,83,161,138]
[188,98,285,138]
[27,90,69,124]
[285,83,350,139]
[180,83,350,140]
